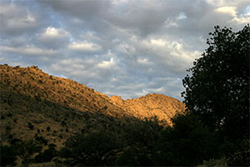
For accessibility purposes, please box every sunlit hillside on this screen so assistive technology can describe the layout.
[0,64,186,166]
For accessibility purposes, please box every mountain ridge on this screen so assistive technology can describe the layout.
[0,64,185,147]
[0,64,185,122]
[109,93,185,123]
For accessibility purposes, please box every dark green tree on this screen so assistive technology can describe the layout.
[182,25,250,141]
[116,117,163,166]
[123,116,163,150]
[60,131,120,166]
[182,25,250,166]
[154,114,218,166]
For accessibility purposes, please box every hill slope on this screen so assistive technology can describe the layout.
[110,94,185,124]
[0,64,185,146]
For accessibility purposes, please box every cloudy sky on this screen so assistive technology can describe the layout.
[1,0,249,100]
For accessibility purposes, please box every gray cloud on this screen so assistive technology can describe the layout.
[1,0,249,101]
[0,2,37,36]
[37,27,70,49]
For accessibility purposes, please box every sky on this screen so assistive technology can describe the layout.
[0,0,249,101]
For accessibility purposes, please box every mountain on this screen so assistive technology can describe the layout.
[0,64,185,147]
[110,94,185,124]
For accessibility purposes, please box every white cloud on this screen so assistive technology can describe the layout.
[38,27,70,49]
[177,12,187,20]
[215,6,237,16]
[215,6,250,24]
[40,27,69,38]
[232,16,250,24]
[1,46,58,56]
[137,57,152,65]
[150,39,166,47]
[170,41,182,50]
[97,58,117,69]
[68,41,101,52]
[137,37,201,73]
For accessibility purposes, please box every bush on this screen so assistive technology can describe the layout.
[0,144,17,166]
[10,138,22,145]
[35,135,48,145]
[60,120,67,127]
[28,122,34,130]
[14,140,42,165]
[7,113,13,117]
[35,146,57,163]
[61,131,120,166]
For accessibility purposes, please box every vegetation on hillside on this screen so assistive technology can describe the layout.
[0,25,249,166]
[0,64,183,166]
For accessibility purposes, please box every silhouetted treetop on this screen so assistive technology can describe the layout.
[182,25,250,141]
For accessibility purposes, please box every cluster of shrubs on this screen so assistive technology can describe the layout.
[2,114,249,166]
[54,115,249,166]
[1,138,57,166]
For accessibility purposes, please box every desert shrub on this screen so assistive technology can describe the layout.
[7,113,13,117]
[28,122,34,130]
[14,140,42,165]
[35,146,57,163]
[35,135,48,145]
[60,120,67,127]
[6,125,12,133]
[10,138,22,145]
[13,118,18,123]
[0,144,17,166]
[8,134,13,140]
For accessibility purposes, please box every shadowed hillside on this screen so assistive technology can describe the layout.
[0,64,185,123]
[0,64,187,166]
[0,65,128,117]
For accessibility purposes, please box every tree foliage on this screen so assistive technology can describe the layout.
[60,131,120,166]
[123,116,163,149]
[182,25,250,141]
[58,117,163,166]
[182,25,250,166]
[155,114,219,166]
